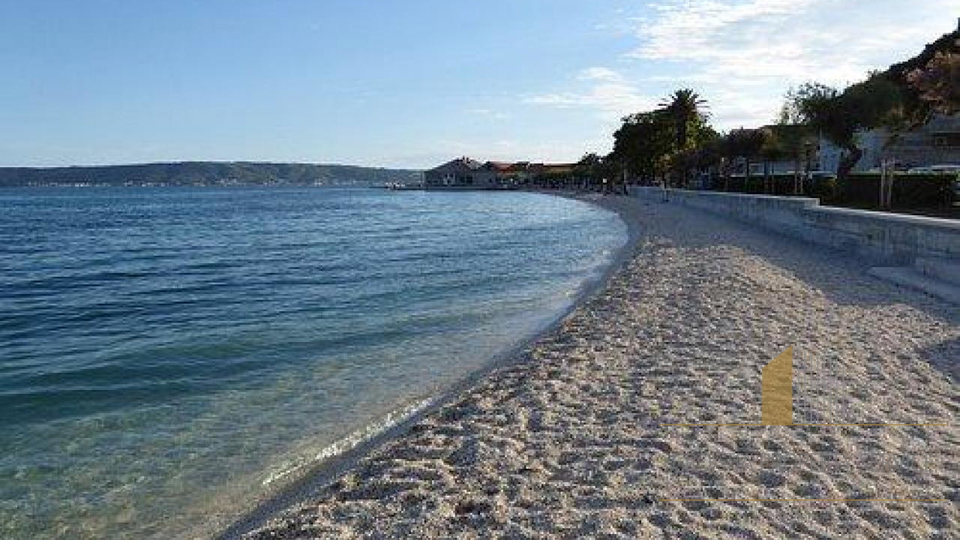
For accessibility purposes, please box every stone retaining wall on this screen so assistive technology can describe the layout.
[629,187,960,265]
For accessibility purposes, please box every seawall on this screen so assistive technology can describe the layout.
[629,187,960,266]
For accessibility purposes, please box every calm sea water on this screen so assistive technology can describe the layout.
[0,186,626,539]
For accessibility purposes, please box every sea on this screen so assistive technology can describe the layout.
[0,186,627,539]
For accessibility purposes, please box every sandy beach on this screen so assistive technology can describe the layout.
[243,194,958,539]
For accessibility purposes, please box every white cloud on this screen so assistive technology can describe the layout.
[628,0,959,128]
[499,1,957,161]
[526,67,656,120]
[468,108,511,120]
[577,67,626,83]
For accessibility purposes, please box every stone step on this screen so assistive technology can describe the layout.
[914,257,960,287]
[868,266,960,305]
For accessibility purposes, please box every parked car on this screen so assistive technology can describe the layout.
[907,164,960,174]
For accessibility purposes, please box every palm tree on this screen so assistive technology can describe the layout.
[660,89,709,151]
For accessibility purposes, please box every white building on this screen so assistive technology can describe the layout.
[819,114,960,173]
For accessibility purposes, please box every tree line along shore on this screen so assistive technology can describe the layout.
[567,25,960,218]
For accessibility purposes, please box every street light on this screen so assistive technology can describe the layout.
[802,140,814,195]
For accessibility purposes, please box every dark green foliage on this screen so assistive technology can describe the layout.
[805,176,839,202]
[611,109,675,179]
[721,175,766,194]
[606,89,714,185]
[660,89,710,150]
[574,153,605,181]
[782,28,960,182]
[787,82,864,179]
[721,173,804,195]
[719,172,955,210]
[836,174,956,209]
[723,129,767,161]
[785,73,919,181]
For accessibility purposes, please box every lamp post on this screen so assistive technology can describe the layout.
[803,140,814,196]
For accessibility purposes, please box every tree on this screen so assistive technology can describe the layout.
[767,123,815,195]
[610,89,716,188]
[612,110,674,183]
[574,152,603,187]
[789,83,862,181]
[696,138,724,187]
[788,77,908,183]
[759,127,786,193]
[724,129,767,189]
[670,127,720,188]
[574,152,622,192]
[846,75,912,208]
[660,89,710,151]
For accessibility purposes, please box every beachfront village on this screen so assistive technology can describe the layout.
[423,22,960,217]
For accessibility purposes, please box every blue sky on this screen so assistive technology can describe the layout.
[1,0,956,168]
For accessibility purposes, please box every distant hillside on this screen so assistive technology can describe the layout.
[0,162,422,187]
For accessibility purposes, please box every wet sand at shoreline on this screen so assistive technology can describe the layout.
[244,194,958,539]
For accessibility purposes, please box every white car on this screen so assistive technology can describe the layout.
[907,164,960,174]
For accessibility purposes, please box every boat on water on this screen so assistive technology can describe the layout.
[383,182,422,190]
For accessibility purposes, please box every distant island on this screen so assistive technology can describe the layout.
[0,162,422,188]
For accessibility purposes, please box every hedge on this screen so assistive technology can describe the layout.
[834,173,956,209]
[710,173,956,210]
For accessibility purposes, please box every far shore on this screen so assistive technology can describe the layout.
[236,193,958,539]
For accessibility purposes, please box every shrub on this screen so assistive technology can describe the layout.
[806,176,839,202]
[711,172,955,210]
[839,173,955,209]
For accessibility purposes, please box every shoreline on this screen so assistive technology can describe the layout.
[216,192,644,539]
[237,191,957,539]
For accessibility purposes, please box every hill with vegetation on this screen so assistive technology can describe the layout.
[567,25,958,215]
[0,162,421,187]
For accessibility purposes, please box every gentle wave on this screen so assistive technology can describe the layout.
[0,186,627,540]
[261,397,435,488]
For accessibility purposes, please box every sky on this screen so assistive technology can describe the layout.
[1,0,957,169]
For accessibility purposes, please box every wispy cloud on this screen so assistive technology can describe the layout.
[628,0,958,127]
[577,67,627,83]
[468,108,511,120]
[526,67,656,120]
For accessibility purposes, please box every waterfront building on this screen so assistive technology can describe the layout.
[819,114,960,172]
[423,157,498,189]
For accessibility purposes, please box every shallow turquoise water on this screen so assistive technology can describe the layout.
[0,186,626,539]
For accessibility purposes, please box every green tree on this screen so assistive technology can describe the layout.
[612,110,674,183]
[723,129,767,189]
[767,123,815,195]
[790,83,861,181]
[660,89,710,151]
[610,89,715,188]
[574,152,603,185]
[789,77,907,182]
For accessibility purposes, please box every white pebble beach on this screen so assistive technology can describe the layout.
[243,194,959,539]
